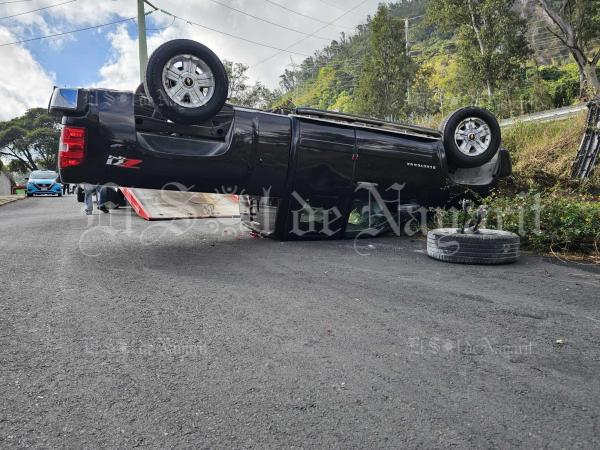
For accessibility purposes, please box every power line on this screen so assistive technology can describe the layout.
[146,14,174,32]
[252,0,371,68]
[528,18,556,26]
[529,24,558,30]
[143,0,158,11]
[529,28,560,37]
[289,57,365,70]
[541,41,600,52]
[318,0,372,19]
[262,0,355,31]
[0,0,76,20]
[531,39,563,47]
[156,7,312,58]
[0,0,33,5]
[532,36,600,48]
[286,64,364,80]
[0,0,366,63]
[205,0,336,41]
[0,13,152,47]
[529,28,562,37]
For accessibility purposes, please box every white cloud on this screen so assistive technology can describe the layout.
[90,0,379,90]
[0,27,55,120]
[0,0,381,116]
[94,25,141,91]
[95,23,184,91]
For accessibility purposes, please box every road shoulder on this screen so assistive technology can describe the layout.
[0,195,25,207]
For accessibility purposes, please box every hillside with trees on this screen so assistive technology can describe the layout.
[261,0,600,258]
[265,0,600,122]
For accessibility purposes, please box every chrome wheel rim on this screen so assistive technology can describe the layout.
[162,54,215,108]
[454,117,492,157]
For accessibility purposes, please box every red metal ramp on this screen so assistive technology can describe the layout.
[121,188,239,221]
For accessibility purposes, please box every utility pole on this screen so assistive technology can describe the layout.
[403,15,424,105]
[137,0,148,84]
[404,18,410,57]
[405,18,410,103]
[289,57,300,103]
[404,15,426,57]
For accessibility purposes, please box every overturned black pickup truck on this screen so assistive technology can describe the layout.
[51,39,511,241]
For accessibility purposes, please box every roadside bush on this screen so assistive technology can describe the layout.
[433,191,600,256]
[484,191,600,254]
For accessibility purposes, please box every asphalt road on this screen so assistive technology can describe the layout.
[1,197,600,448]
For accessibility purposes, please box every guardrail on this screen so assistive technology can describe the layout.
[571,100,600,180]
[496,101,599,179]
[500,104,588,127]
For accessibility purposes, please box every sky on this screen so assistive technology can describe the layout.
[0,0,383,121]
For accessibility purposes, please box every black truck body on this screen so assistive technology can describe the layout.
[51,88,511,240]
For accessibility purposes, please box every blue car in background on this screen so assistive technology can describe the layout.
[26,170,62,197]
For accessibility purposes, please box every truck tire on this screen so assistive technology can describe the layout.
[440,107,501,168]
[427,228,520,265]
[145,39,229,124]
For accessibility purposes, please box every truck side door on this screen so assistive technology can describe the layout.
[286,119,356,238]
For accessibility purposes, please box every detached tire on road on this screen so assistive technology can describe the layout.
[145,39,229,124]
[440,107,501,168]
[427,228,520,265]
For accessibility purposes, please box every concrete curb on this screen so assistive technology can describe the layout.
[0,195,25,207]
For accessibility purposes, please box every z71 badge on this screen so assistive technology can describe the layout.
[106,155,142,169]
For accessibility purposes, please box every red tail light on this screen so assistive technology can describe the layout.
[59,126,86,168]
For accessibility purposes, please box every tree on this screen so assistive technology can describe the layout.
[224,61,277,109]
[225,60,251,102]
[26,128,60,170]
[272,64,359,113]
[354,4,415,119]
[7,158,28,173]
[280,67,300,93]
[536,0,600,99]
[0,108,61,172]
[427,0,531,99]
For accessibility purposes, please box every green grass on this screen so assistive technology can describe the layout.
[502,113,600,190]
[433,192,600,258]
